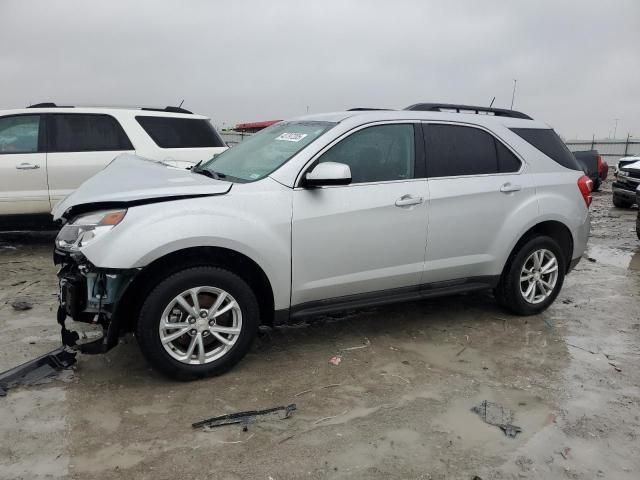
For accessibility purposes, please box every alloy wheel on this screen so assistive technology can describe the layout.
[519,249,559,304]
[158,286,242,365]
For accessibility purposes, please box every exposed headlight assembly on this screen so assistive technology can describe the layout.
[617,170,629,177]
[56,209,127,251]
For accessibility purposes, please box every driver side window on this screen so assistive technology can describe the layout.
[317,124,415,183]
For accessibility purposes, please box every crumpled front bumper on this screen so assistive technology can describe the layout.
[55,248,137,354]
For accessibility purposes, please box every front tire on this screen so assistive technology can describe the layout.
[495,236,566,315]
[136,266,259,380]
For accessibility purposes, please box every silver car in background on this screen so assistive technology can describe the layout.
[52,103,592,379]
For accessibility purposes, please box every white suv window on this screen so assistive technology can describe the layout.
[0,115,40,154]
[318,124,415,183]
[50,114,133,152]
[136,116,225,149]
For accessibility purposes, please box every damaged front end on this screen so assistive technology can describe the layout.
[54,208,137,354]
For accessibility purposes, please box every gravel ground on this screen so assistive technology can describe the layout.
[1,180,639,480]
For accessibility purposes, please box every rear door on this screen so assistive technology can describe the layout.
[422,122,534,283]
[0,114,50,214]
[45,114,135,205]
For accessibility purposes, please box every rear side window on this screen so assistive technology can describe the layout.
[495,141,522,173]
[136,116,225,148]
[510,128,581,170]
[0,115,42,154]
[50,114,133,152]
[425,124,520,177]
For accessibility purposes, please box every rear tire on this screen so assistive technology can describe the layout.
[592,179,601,192]
[613,194,633,208]
[495,236,566,316]
[136,266,259,380]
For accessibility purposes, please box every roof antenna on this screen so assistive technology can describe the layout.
[178,99,184,108]
[489,96,495,108]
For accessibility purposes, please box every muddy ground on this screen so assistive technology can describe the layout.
[1,181,639,480]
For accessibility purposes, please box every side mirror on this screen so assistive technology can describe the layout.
[303,162,352,187]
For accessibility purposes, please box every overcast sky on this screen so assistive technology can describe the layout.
[1,0,638,139]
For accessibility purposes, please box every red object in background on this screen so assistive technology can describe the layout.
[577,175,593,207]
[596,154,609,181]
[234,120,281,133]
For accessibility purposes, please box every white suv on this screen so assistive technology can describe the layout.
[0,103,226,221]
[52,103,592,379]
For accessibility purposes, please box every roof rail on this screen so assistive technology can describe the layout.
[27,102,74,108]
[404,103,532,120]
[25,103,193,114]
[347,107,393,111]
[141,106,193,114]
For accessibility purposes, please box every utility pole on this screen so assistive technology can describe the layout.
[613,118,619,139]
[510,79,517,110]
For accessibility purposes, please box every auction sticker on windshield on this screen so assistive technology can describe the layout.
[275,133,308,142]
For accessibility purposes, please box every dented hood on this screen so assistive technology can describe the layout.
[52,154,232,220]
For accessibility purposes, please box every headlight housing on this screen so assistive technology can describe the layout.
[617,170,629,177]
[56,209,127,251]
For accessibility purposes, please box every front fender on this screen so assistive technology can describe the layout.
[80,188,292,309]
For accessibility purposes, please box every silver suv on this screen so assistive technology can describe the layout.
[53,103,592,379]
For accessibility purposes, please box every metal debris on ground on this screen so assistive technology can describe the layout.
[10,300,33,311]
[328,355,342,366]
[192,404,297,430]
[0,347,76,397]
[471,400,522,438]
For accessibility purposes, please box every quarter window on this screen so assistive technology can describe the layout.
[136,116,225,149]
[510,128,581,170]
[317,124,415,183]
[50,114,133,152]
[0,115,41,154]
[425,124,521,177]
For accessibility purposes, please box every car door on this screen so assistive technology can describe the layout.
[45,114,135,206]
[422,122,535,283]
[291,122,428,306]
[0,114,50,215]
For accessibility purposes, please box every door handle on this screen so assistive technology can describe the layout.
[16,163,40,170]
[500,183,521,193]
[395,195,423,207]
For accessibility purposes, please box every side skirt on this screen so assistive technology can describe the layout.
[276,276,500,323]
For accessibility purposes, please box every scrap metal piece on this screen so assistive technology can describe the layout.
[192,404,297,429]
[471,400,522,438]
[0,347,76,397]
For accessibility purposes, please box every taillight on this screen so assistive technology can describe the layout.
[577,175,593,207]
[596,155,603,174]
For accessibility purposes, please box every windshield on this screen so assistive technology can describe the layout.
[199,121,335,182]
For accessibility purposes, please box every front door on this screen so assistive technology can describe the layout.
[0,114,49,215]
[291,123,428,306]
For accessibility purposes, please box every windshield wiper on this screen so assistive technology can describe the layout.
[191,165,226,180]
